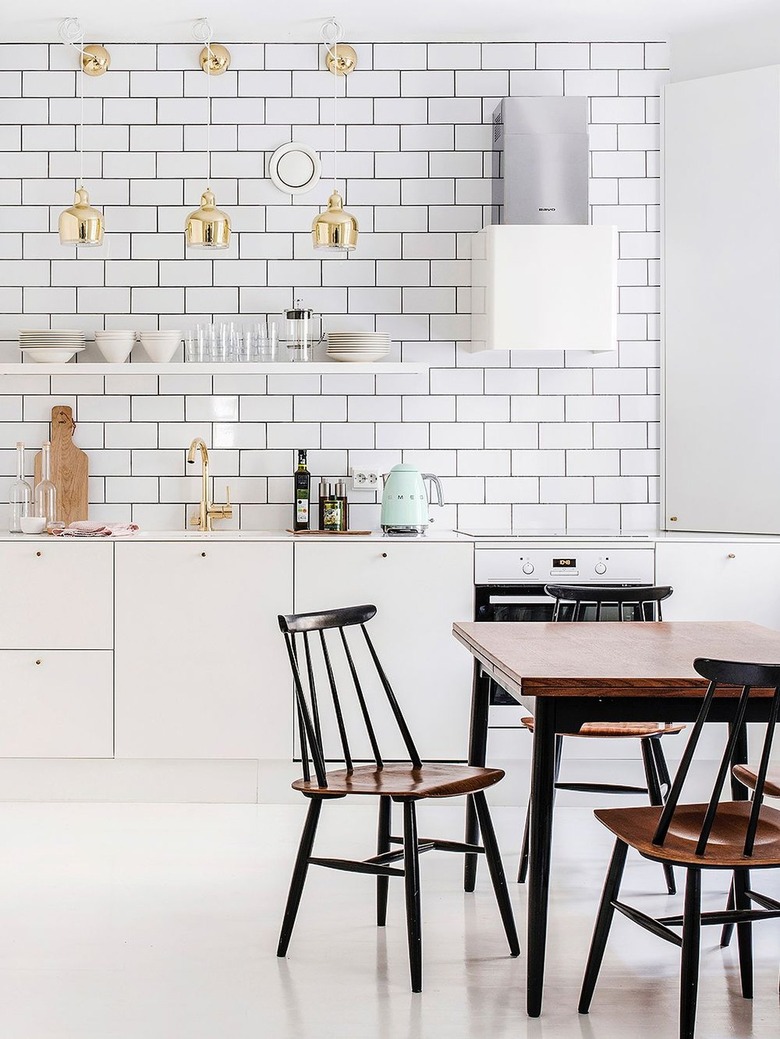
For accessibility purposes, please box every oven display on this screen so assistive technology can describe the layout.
[552,558,576,568]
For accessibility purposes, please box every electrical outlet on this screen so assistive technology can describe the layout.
[351,467,381,490]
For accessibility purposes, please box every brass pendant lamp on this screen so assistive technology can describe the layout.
[57,18,106,247]
[312,19,358,252]
[186,18,231,250]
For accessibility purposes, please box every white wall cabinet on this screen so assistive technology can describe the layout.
[293,541,474,761]
[114,542,293,759]
[663,67,780,534]
[656,541,780,627]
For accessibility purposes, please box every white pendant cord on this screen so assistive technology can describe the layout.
[192,18,214,189]
[332,36,338,193]
[58,18,88,188]
[78,27,85,187]
[206,39,212,186]
[322,18,344,196]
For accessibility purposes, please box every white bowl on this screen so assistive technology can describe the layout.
[95,336,134,363]
[21,347,85,363]
[139,333,181,363]
[19,516,46,534]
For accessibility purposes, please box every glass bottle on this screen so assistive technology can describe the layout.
[293,449,311,531]
[9,442,32,533]
[34,441,57,526]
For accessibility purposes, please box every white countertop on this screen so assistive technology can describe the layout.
[3,528,780,544]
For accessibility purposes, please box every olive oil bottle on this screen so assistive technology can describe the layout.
[293,449,311,531]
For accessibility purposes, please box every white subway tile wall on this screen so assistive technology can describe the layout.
[0,40,669,530]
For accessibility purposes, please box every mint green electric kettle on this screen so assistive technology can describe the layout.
[380,464,444,536]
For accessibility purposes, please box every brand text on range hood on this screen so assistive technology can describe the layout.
[492,96,589,226]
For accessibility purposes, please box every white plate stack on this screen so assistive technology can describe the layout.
[19,329,86,363]
[326,331,391,363]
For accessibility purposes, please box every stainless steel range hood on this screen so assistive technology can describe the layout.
[491,97,589,225]
[469,96,617,354]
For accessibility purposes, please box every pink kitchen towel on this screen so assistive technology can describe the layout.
[54,521,140,538]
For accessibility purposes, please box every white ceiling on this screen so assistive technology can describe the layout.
[6,0,777,43]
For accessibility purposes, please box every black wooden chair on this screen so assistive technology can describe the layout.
[517,584,684,893]
[277,603,520,992]
[579,656,780,1039]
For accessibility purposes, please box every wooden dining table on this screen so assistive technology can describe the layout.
[452,619,780,1018]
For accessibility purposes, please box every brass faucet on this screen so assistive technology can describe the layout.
[187,437,233,531]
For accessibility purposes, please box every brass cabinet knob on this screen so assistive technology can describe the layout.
[382,552,388,558]
[727,553,736,559]
[35,659,41,665]
[201,551,207,557]
[36,551,42,557]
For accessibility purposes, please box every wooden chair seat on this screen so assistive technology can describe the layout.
[595,801,780,868]
[521,716,685,739]
[293,762,505,799]
[732,764,780,798]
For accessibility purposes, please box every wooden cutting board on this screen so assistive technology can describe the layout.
[34,405,88,525]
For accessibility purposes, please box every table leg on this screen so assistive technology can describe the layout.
[464,660,490,892]
[527,697,557,1018]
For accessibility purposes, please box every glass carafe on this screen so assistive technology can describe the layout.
[9,441,31,532]
[284,299,322,362]
[34,441,57,526]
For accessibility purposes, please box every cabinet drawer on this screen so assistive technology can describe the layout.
[0,651,113,757]
[0,541,113,649]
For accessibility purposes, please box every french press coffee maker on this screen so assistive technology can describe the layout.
[284,298,323,362]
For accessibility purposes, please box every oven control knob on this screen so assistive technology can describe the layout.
[595,562,607,575]
[522,562,535,575]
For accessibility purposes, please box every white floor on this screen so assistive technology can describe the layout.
[0,800,778,1038]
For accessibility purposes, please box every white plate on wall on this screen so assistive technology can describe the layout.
[268,142,321,195]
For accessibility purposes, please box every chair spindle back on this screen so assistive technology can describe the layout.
[651,657,780,858]
[279,604,423,787]
[545,584,673,623]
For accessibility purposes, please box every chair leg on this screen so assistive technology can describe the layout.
[680,868,702,1039]
[734,868,753,999]
[720,881,735,948]
[518,734,563,884]
[472,790,520,956]
[640,738,677,895]
[651,734,673,792]
[402,800,423,993]
[277,797,323,957]
[376,795,391,927]
[579,838,629,1014]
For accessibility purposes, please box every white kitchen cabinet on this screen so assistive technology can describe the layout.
[664,67,780,534]
[293,541,474,760]
[114,542,293,759]
[656,541,780,627]
[0,540,113,649]
[0,650,113,757]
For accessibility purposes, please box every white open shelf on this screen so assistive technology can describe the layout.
[0,362,425,376]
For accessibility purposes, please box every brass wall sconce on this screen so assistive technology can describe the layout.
[312,19,358,252]
[57,18,105,247]
[199,42,231,75]
[185,18,231,249]
[81,44,111,76]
